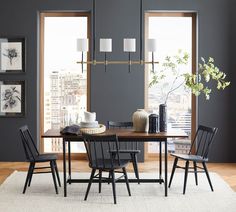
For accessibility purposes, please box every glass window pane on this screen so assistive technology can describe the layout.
[147,15,193,154]
[43,16,88,153]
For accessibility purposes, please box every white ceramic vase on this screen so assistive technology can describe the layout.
[132,109,149,132]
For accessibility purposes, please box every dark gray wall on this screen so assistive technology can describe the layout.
[0,0,234,162]
[229,0,236,162]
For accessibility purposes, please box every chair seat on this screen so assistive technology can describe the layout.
[109,149,140,154]
[90,159,130,169]
[29,153,57,162]
[170,153,208,162]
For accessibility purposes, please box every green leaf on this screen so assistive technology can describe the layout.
[149,54,230,102]
[209,57,214,63]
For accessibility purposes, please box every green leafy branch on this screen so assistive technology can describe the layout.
[149,50,189,104]
[184,57,230,100]
[149,50,230,103]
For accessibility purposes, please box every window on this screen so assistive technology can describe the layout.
[145,12,196,157]
[40,13,90,155]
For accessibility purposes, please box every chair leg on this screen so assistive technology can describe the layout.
[108,172,111,184]
[168,157,178,188]
[28,162,35,187]
[23,162,34,194]
[84,168,96,201]
[193,161,198,186]
[108,153,116,185]
[50,161,58,194]
[183,160,189,195]
[53,160,61,187]
[123,167,131,196]
[202,162,214,192]
[99,169,102,193]
[131,153,140,184]
[111,170,117,204]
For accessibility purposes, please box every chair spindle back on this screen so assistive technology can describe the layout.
[19,125,40,161]
[189,125,218,159]
[107,121,138,150]
[82,133,121,169]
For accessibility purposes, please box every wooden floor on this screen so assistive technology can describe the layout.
[0,160,236,191]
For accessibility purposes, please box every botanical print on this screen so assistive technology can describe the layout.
[0,84,21,113]
[1,42,22,70]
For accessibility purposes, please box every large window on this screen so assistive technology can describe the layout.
[40,13,90,154]
[145,12,196,156]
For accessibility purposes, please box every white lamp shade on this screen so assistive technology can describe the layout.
[123,38,136,52]
[147,39,157,52]
[100,38,112,52]
[77,38,88,52]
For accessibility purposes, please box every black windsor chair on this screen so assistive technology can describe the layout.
[19,125,61,194]
[168,125,218,194]
[82,133,131,204]
[107,121,140,183]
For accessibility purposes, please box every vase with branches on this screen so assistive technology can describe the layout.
[149,50,230,131]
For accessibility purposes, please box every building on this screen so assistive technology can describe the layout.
[44,70,87,152]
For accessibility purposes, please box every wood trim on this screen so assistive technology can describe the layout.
[147,12,195,18]
[191,13,197,153]
[144,12,149,111]
[39,12,91,156]
[144,12,197,160]
[40,12,91,17]
[39,13,45,154]
[144,12,149,160]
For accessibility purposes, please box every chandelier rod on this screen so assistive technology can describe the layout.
[93,0,96,61]
[140,0,143,62]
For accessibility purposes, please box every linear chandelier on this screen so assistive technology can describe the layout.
[76,0,158,72]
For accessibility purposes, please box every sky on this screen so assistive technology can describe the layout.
[44,17,88,91]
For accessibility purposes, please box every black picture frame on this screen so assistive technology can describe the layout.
[0,37,25,73]
[0,80,26,117]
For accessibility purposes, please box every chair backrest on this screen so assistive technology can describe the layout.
[189,125,218,159]
[107,121,138,150]
[19,125,39,161]
[107,121,133,129]
[82,133,121,169]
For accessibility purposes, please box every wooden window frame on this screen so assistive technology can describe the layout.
[39,12,91,159]
[144,12,197,160]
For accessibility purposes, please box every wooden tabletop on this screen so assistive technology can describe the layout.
[42,128,188,140]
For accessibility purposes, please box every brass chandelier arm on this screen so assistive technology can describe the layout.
[77,0,158,72]
[77,60,159,65]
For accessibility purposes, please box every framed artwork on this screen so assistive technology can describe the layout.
[0,38,25,73]
[0,80,25,117]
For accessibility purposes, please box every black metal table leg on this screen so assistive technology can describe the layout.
[159,141,162,184]
[63,138,67,197]
[68,141,71,184]
[164,139,168,196]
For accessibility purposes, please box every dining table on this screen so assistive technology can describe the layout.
[42,128,188,197]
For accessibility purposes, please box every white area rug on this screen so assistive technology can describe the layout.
[0,171,235,212]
